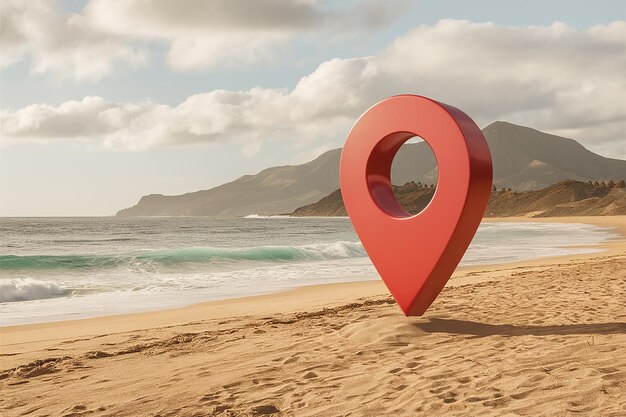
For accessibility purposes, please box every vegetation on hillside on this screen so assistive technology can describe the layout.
[289,180,626,217]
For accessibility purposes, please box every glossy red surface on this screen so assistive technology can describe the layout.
[340,95,492,315]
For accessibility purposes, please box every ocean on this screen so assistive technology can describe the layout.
[0,217,618,326]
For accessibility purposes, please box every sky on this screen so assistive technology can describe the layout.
[1,0,625,216]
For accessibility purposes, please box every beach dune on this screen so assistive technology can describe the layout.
[1,217,625,416]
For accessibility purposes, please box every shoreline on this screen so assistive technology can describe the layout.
[2,215,624,350]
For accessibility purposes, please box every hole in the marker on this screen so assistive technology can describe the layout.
[391,136,438,215]
[366,133,438,218]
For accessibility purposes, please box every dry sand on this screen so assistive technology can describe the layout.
[1,216,625,416]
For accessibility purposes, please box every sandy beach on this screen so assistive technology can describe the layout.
[1,216,625,416]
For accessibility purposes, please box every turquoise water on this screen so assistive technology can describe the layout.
[0,217,618,325]
[0,244,366,270]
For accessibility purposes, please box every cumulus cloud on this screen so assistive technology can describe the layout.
[0,0,149,80]
[2,20,625,157]
[0,0,406,77]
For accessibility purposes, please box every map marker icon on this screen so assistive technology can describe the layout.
[340,95,493,316]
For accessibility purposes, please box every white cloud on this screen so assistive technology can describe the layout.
[0,0,149,80]
[2,20,625,157]
[0,0,406,77]
[0,97,116,140]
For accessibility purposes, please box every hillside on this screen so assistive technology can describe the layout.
[289,180,626,218]
[117,150,341,217]
[117,122,626,217]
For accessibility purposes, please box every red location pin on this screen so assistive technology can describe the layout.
[340,95,492,316]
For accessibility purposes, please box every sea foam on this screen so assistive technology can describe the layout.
[0,278,68,302]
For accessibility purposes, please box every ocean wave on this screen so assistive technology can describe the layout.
[243,214,291,219]
[0,241,366,272]
[0,278,69,302]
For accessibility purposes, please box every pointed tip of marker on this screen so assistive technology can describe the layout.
[401,302,427,317]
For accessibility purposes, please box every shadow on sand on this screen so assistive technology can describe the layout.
[413,318,626,337]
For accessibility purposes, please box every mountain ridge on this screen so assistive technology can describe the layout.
[117,122,626,217]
